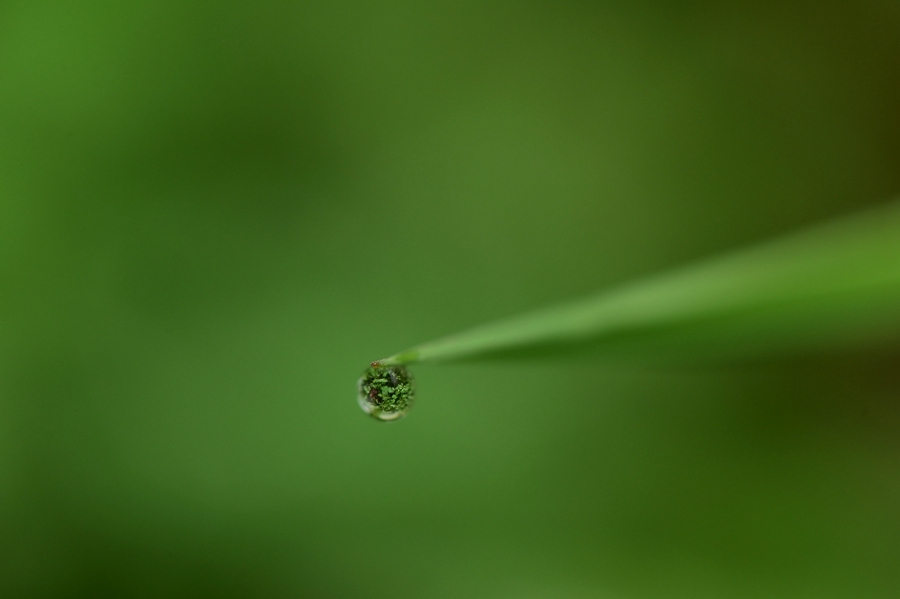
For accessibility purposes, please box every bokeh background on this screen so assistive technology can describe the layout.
[2,1,900,597]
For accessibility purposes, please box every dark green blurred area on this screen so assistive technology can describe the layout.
[2,1,899,597]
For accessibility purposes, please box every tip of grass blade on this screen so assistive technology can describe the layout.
[372,350,420,367]
[370,199,900,366]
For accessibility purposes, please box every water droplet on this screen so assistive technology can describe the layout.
[358,364,414,421]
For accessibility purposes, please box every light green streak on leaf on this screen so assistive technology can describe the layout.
[379,200,900,364]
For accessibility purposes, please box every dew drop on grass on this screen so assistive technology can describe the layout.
[357,364,414,421]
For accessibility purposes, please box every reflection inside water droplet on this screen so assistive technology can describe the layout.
[358,364,414,421]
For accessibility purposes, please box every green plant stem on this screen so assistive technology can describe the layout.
[375,200,900,365]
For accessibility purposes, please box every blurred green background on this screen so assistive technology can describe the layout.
[2,1,900,597]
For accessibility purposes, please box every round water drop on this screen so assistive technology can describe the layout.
[358,364,414,421]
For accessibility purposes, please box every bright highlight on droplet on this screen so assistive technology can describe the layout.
[357,364,414,421]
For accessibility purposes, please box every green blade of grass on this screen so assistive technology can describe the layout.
[376,200,900,365]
